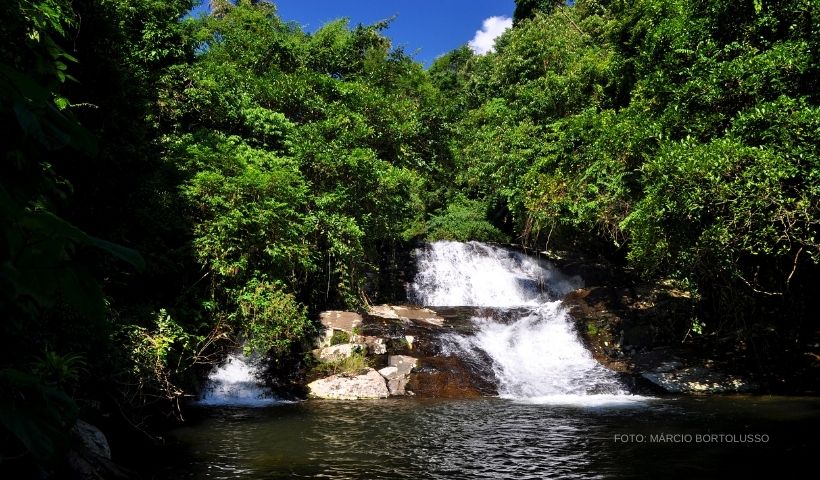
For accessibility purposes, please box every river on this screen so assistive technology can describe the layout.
[157,241,819,479]
[158,395,818,479]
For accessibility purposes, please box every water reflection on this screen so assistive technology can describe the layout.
[161,396,820,479]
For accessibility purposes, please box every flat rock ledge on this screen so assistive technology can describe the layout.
[368,305,444,326]
[308,368,390,400]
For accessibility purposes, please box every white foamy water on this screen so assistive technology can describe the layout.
[410,241,581,307]
[198,352,281,407]
[412,241,649,405]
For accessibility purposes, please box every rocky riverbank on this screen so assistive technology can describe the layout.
[549,252,804,394]
[302,244,819,399]
[306,306,496,399]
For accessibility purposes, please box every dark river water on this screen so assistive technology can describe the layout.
[154,395,820,479]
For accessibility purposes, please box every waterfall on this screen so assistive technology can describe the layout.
[198,352,280,407]
[410,241,580,307]
[412,241,644,405]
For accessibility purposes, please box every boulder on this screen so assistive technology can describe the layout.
[72,420,111,460]
[66,420,132,479]
[307,368,390,400]
[377,355,418,395]
[389,355,418,376]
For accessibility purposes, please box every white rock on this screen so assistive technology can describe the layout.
[377,355,418,395]
[307,368,390,400]
[388,355,418,375]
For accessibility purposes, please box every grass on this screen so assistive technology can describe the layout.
[329,330,351,345]
[310,352,372,378]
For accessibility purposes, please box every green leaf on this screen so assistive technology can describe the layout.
[88,236,146,272]
[0,369,78,461]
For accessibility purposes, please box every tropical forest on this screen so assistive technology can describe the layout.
[2,0,819,478]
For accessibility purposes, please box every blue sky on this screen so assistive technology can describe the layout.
[191,0,515,66]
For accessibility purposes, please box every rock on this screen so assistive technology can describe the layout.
[641,367,758,393]
[307,368,390,400]
[362,336,387,355]
[320,310,363,332]
[405,356,496,398]
[72,420,111,460]
[368,304,444,326]
[391,306,445,326]
[376,355,418,395]
[316,311,363,348]
[389,355,418,375]
[368,305,402,320]
[316,343,365,361]
[382,372,408,395]
[655,360,683,373]
[66,420,132,479]
[315,329,335,348]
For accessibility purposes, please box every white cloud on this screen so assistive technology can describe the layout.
[468,16,513,55]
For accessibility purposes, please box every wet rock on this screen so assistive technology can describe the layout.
[312,304,499,399]
[363,305,448,357]
[307,368,390,400]
[641,367,758,394]
[406,356,497,398]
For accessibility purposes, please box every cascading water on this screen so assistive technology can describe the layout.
[198,352,280,407]
[412,241,645,405]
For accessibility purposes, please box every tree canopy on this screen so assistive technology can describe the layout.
[2,0,819,472]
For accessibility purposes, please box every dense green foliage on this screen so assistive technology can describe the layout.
[440,0,820,361]
[2,0,450,471]
[2,0,819,473]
